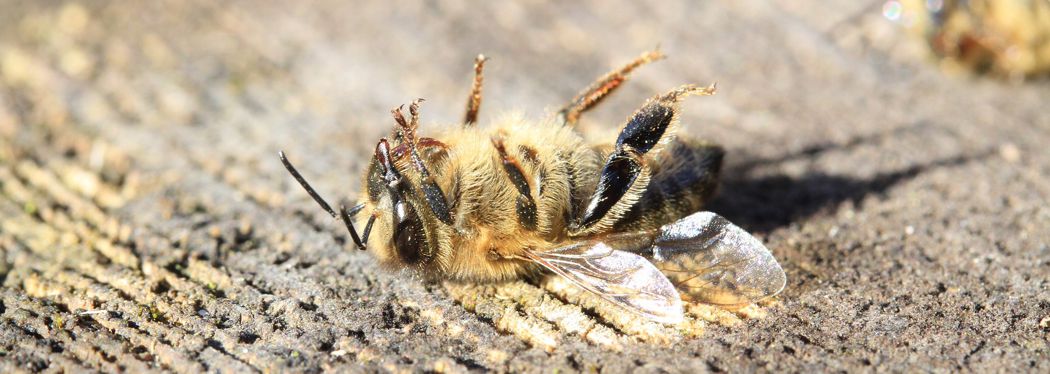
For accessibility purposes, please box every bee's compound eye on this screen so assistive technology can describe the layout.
[393,201,427,265]
[366,159,384,202]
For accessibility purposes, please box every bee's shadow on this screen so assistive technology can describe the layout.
[706,124,990,234]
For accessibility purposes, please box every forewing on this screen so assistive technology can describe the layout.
[648,212,786,306]
[525,242,684,324]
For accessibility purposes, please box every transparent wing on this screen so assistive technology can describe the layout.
[525,211,784,323]
[524,242,684,324]
[644,211,787,307]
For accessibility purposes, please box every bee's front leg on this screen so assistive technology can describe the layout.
[571,84,716,236]
[392,101,455,225]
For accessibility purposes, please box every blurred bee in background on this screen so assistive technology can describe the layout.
[885,0,1050,79]
[280,50,786,324]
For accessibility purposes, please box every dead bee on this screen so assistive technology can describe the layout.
[280,50,786,324]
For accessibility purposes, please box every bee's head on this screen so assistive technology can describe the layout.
[361,138,442,271]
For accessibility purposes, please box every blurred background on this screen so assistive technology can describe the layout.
[1,1,1047,372]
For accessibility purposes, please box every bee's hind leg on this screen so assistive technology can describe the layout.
[557,49,665,126]
[571,84,716,236]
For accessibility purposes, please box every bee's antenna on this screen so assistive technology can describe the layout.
[345,203,366,217]
[279,151,368,249]
[339,205,371,250]
[360,214,375,245]
[279,151,337,219]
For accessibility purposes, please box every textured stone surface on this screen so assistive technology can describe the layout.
[0,1,1047,372]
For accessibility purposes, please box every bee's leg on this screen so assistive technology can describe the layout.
[571,84,716,235]
[463,54,488,126]
[339,205,375,251]
[491,135,538,231]
[391,137,448,160]
[392,101,455,225]
[611,139,725,232]
[557,49,665,126]
[278,151,371,250]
